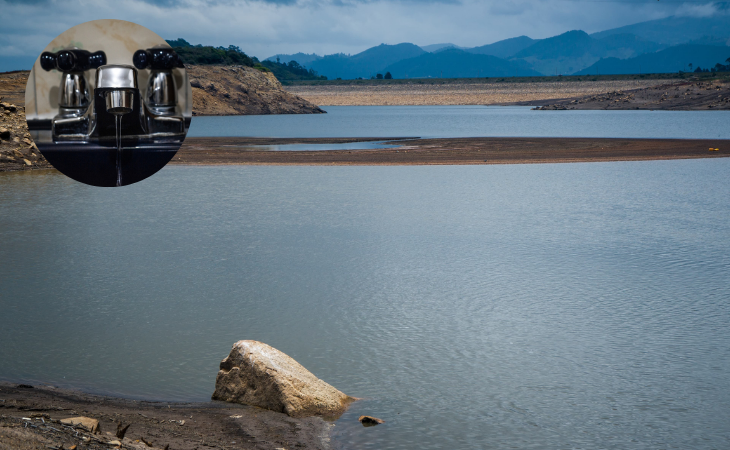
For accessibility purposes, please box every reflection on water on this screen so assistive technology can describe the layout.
[188,105,730,139]
[1,160,730,449]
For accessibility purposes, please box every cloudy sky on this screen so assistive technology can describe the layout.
[0,0,724,64]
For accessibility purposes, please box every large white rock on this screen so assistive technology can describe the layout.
[212,340,354,418]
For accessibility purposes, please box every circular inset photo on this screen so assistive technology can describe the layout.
[25,19,192,187]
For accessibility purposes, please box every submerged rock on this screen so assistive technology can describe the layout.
[212,340,354,418]
[359,415,385,427]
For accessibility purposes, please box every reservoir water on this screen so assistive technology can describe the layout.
[2,159,729,449]
[188,105,730,139]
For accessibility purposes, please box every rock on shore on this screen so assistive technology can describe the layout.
[187,65,325,116]
[0,97,51,172]
[213,340,354,418]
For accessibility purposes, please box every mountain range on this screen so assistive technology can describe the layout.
[266,13,730,79]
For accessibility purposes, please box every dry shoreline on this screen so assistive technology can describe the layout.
[285,79,680,107]
[0,382,333,450]
[172,137,730,166]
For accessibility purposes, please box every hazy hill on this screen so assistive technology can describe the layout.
[686,35,730,46]
[421,43,465,52]
[381,48,541,78]
[595,33,665,58]
[515,30,596,59]
[265,53,323,66]
[467,36,537,59]
[511,30,605,75]
[259,59,327,82]
[575,44,730,75]
[508,30,666,75]
[591,12,730,45]
[309,43,426,79]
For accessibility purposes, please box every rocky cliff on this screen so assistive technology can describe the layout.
[0,71,50,172]
[187,65,325,115]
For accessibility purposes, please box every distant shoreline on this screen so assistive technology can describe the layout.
[172,137,730,166]
[284,76,730,109]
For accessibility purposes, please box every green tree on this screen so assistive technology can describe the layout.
[384,72,393,79]
[376,73,384,79]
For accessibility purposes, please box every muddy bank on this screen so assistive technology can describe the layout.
[0,382,333,450]
[172,137,729,165]
[527,78,730,110]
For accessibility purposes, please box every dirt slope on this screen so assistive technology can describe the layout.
[531,78,730,110]
[0,97,51,172]
[187,65,325,115]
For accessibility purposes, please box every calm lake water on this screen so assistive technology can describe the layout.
[2,160,730,449]
[188,105,730,139]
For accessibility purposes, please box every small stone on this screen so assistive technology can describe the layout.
[23,159,31,166]
[0,127,9,140]
[359,415,385,426]
[23,138,31,145]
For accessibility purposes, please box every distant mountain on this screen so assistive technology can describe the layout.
[265,53,322,66]
[515,30,595,59]
[420,43,465,53]
[686,35,730,47]
[309,43,426,79]
[431,45,470,54]
[467,36,537,59]
[575,44,730,75]
[595,33,665,58]
[508,30,665,75]
[591,13,730,45]
[259,59,327,81]
[510,30,605,75]
[382,48,541,78]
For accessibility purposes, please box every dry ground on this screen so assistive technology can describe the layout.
[529,78,730,110]
[285,79,677,106]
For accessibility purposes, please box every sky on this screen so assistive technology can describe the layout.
[0,0,726,67]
